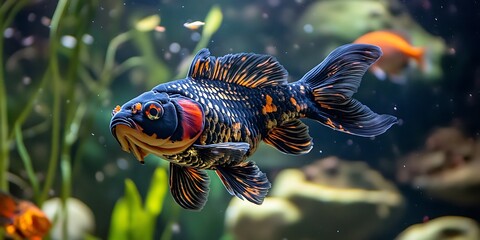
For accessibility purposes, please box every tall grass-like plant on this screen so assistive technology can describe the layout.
[0,0,30,193]
[108,167,167,240]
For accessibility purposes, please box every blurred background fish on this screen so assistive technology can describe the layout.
[354,30,426,84]
[0,192,51,240]
[183,21,205,30]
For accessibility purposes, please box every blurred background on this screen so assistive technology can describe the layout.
[1,0,480,239]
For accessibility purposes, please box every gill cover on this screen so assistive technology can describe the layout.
[169,96,205,143]
[137,94,205,154]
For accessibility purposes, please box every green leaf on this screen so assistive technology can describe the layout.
[145,167,168,216]
[84,233,103,240]
[135,14,161,32]
[203,5,223,38]
[108,198,129,240]
[110,179,154,240]
[108,177,166,240]
[124,179,142,213]
[132,210,155,240]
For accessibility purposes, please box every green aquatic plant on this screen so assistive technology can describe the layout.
[108,167,168,240]
[0,1,96,238]
[96,13,171,92]
[0,0,31,193]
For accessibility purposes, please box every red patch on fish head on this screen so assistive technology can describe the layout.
[176,98,204,141]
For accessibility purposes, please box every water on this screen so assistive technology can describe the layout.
[2,0,480,239]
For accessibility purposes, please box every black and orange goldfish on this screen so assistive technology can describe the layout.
[110,44,398,210]
[0,192,51,239]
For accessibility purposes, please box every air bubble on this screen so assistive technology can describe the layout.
[190,32,201,42]
[61,35,77,49]
[303,24,313,33]
[95,171,105,182]
[169,42,181,53]
[3,28,14,38]
[116,158,129,170]
[82,34,94,45]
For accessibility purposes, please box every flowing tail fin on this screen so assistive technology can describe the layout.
[300,44,398,137]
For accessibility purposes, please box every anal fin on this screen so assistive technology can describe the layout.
[216,161,271,205]
[169,163,210,210]
[264,119,313,155]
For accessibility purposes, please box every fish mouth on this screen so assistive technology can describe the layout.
[112,125,149,163]
[112,124,175,163]
[110,110,202,163]
[110,115,175,163]
[110,112,150,163]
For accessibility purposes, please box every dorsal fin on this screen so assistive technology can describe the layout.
[187,48,288,88]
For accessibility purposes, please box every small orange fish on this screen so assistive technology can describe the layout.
[0,192,51,240]
[183,21,205,30]
[354,30,425,84]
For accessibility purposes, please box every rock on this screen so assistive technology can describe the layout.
[397,127,480,205]
[225,197,300,240]
[225,157,404,240]
[42,198,95,240]
[396,216,480,240]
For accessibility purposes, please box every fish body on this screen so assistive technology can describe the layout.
[0,192,51,240]
[354,30,425,84]
[110,44,398,210]
[151,78,309,167]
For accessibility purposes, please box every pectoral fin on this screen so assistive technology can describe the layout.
[169,163,210,210]
[194,142,250,166]
[215,161,271,205]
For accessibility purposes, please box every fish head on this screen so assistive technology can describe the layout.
[110,91,204,163]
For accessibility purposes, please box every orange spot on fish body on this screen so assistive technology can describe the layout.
[262,94,277,114]
[290,97,302,112]
[232,122,242,140]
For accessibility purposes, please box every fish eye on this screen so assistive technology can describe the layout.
[144,101,163,120]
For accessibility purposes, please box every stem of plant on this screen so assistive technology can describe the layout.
[39,0,69,205]
[0,20,9,192]
[0,0,30,192]
[14,125,40,200]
